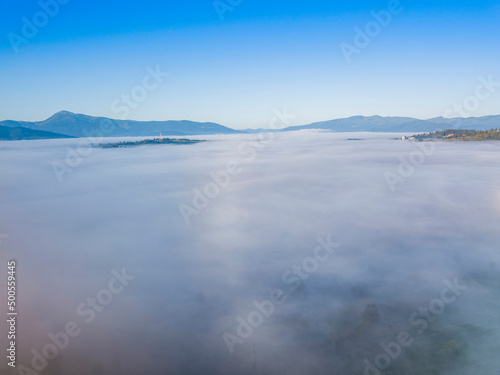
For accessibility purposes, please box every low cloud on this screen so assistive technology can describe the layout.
[0,132,499,374]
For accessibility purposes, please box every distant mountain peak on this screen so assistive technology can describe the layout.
[52,111,75,116]
[44,110,76,121]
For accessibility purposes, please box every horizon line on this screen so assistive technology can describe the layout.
[2,110,500,131]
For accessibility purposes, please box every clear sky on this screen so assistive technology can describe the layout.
[1,0,499,129]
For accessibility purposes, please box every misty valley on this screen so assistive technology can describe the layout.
[1,131,499,375]
[2,1,499,373]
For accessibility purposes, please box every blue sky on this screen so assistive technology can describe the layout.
[0,0,499,129]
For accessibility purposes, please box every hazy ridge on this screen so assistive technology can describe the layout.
[1,111,499,140]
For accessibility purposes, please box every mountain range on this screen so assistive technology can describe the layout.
[0,111,499,140]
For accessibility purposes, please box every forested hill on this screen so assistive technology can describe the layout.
[414,129,500,141]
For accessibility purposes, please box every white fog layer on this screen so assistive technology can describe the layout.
[1,131,500,375]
